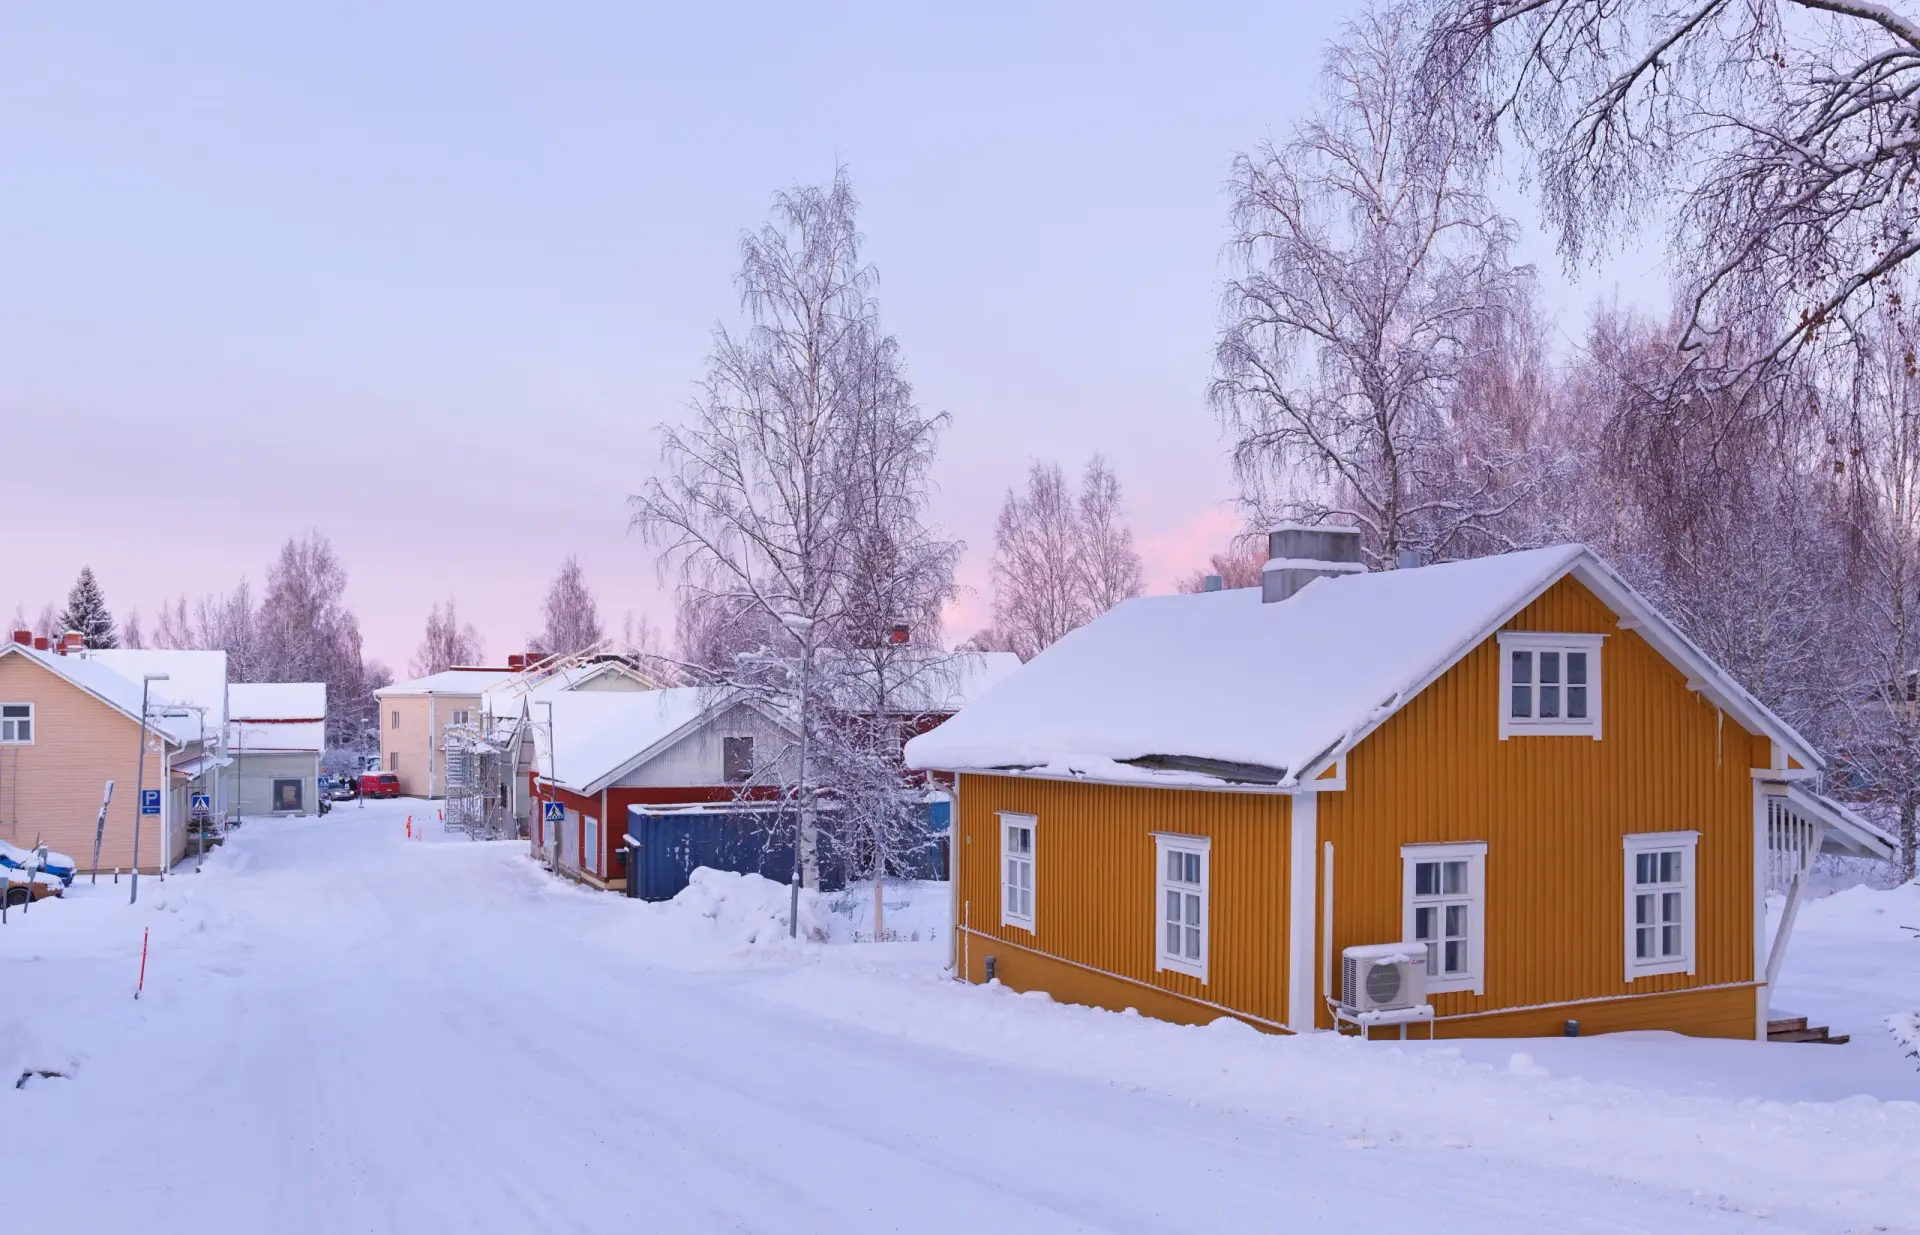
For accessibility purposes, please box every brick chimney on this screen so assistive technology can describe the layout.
[32,637,49,651]
[61,632,85,655]
[507,654,525,671]
[10,630,28,646]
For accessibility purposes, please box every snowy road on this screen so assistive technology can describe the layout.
[0,802,1901,1233]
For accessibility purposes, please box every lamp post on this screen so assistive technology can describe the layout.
[130,673,169,905]
[537,700,557,865]
[779,613,816,939]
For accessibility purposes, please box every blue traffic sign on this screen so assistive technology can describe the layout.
[190,793,211,812]
[140,789,162,816]
[543,801,565,823]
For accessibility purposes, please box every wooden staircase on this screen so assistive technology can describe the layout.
[1768,1015,1849,1045]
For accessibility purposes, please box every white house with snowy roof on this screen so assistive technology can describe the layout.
[906,526,1894,1043]
[227,682,326,815]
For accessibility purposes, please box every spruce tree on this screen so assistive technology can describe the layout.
[56,566,119,649]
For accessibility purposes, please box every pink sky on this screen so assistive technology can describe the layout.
[1,4,1658,671]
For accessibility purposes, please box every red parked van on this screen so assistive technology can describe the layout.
[358,772,401,799]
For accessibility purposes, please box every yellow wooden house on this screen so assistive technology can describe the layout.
[905,530,1894,1040]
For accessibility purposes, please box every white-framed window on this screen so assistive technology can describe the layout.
[1623,831,1698,980]
[1401,841,1487,995]
[450,709,470,726]
[390,752,400,772]
[0,703,32,744]
[999,812,1035,930]
[392,709,400,730]
[1154,832,1211,981]
[1498,632,1604,739]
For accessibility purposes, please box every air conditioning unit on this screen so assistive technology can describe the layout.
[1341,942,1428,1013]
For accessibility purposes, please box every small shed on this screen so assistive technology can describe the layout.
[227,683,327,816]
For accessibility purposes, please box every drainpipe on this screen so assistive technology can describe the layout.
[428,694,438,799]
[946,775,962,975]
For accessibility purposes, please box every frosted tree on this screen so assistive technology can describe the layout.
[1076,455,1146,614]
[412,598,483,677]
[32,604,57,641]
[256,534,375,746]
[121,610,145,649]
[1176,537,1267,593]
[1830,300,1920,881]
[989,456,1142,659]
[820,320,963,935]
[56,566,118,648]
[1212,3,1539,567]
[990,462,1085,659]
[1421,0,1920,388]
[536,555,605,658]
[634,168,960,926]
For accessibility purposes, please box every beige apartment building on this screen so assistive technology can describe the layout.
[0,635,209,874]
[374,668,515,798]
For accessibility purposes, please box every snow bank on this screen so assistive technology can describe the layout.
[657,868,843,947]
[755,961,1920,1230]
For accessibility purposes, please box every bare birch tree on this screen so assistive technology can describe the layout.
[1077,455,1146,613]
[536,555,605,657]
[1420,0,1920,388]
[633,168,961,927]
[1832,297,1920,880]
[1213,2,1539,566]
[412,598,482,677]
[989,456,1145,659]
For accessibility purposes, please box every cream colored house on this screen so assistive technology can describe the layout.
[374,668,515,798]
[0,634,207,874]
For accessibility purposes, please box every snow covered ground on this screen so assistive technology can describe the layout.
[2,797,1914,1234]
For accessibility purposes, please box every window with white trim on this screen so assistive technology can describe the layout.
[1000,812,1036,930]
[1401,842,1487,994]
[392,709,400,730]
[450,709,470,726]
[1623,831,1698,979]
[1154,833,1210,981]
[0,703,32,744]
[1498,632,1604,739]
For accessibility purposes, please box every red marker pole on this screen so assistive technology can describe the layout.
[135,927,149,1000]
[406,816,412,840]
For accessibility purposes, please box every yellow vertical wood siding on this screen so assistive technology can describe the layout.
[1315,576,1760,1036]
[954,775,1291,1028]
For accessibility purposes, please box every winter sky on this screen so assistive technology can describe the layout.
[2,2,1665,669]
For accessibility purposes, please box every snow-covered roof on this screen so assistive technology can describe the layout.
[479,659,649,721]
[905,545,1821,788]
[88,648,229,727]
[374,668,516,697]
[530,686,789,796]
[0,644,198,746]
[229,682,326,721]
[229,720,327,753]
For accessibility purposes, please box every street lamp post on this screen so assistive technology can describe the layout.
[130,673,169,906]
[780,613,815,939]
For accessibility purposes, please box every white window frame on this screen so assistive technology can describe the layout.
[1623,831,1699,981]
[392,709,400,730]
[1154,832,1211,982]
[999,811,1036,931]
[0,702,33,745]
[1497,632,1605,740]
[1401,841,1487,995]
[450,709,470,726]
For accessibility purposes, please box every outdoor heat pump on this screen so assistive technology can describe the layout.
[1340,942,1428,1014]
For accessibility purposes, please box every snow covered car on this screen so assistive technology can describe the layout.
[2,867,63,907]
[0,840,76,886]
